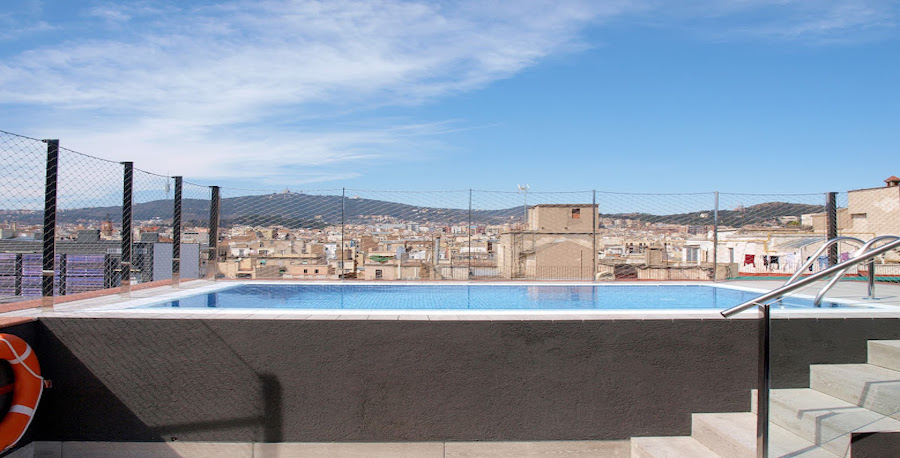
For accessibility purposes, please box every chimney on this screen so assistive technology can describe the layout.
[76,229,101,242]
[884,176,900,188]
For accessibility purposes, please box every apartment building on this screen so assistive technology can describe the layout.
[497,204,598,279]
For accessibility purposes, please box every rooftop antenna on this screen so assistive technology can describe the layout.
[518,184,529,229]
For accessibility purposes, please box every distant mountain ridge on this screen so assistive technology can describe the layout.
[0,193,824,229]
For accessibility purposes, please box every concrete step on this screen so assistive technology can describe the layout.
[869,340,900,372]
[810,363,900,420]
[770,388,900,457]
[751,389,757,414]
[630,436,719,458]
[691,412,837,458]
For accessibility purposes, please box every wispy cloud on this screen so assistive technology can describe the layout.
[0,0,896,187]
[1,0,631,184]
[648,0,897,42]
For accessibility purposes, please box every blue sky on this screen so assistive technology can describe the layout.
[1,0,898,194]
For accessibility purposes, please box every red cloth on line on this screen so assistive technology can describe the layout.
[743,254,756,266]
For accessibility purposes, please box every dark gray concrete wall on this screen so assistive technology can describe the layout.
[772,318,900,388]
[26,317,900,443]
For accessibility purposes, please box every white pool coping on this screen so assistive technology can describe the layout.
[4,279,898,321]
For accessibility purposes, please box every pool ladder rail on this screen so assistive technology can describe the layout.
[720,235,900,458]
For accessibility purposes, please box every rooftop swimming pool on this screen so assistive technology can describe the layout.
[142,284,852,311]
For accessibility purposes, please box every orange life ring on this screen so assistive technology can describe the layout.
[0,334,43,452]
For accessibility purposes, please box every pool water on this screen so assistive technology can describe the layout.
[145,284,849,310]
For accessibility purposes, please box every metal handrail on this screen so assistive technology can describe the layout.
[782,236,864,286]
[813,235,899,305]
[720,236,900,458]
[722,236,900,317]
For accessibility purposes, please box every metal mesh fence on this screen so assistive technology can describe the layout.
[55,147,125,295]
[837,187,900,282]
[216,187,344,280]
[86,181,900,284]
[346,189,470,281]
[716,192,827,280]
[472,190,594,280]
[3,128,900,301]
[132,169,175,284]
[0,131,48,301]
[594,191,716,281]
[182,182,212,279]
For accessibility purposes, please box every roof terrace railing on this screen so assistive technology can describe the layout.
[722,236,900,317]
[720,236,900,458]
[781,236,864,287]
[814,235,900,305]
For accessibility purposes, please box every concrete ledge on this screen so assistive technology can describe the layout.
[10,441,628,458]
[444,440,629,457]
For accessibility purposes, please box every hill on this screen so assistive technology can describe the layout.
[0,193,823,229]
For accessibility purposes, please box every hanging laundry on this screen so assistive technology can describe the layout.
[840,252,851,262]
[817,256,828,270]
[785,253,797,271]
[807,256,813,271]
[763,255,770,268]
[743,254,756,266]
[769,256,780,269]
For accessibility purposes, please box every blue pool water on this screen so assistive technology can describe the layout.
[145,284,849,310]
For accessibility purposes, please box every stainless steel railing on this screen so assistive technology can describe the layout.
[720,236,900,458]
[782,236,864,287]
[813,235,899,305]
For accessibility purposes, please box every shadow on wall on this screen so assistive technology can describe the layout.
[36,319,281,442]
[14,316,900,444]
[33,318,764,442]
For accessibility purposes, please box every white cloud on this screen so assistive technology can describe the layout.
[0,0,896,189]
[650,0,897,41]
[1,0,632,185]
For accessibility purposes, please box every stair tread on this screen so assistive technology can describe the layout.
[812,363,900,380]
[809,364,900,419]
[770,388,900,456]
[868,340,900,371]
[631,436,719,458]
[692,412,837,457]
[869,340,900,347]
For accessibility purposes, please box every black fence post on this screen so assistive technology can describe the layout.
[713,191,719,281]
[826,192,838,266]
[121,161,133,295]
[592,190,597,282]
[58,253,67,296]
[208,186,220,280]
[14,254,23,296]
[41,139,59,311]
[104,254,117,289]
[468,189,472,279]
[172,176,182,287]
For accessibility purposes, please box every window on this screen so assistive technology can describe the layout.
[851,213,868,220]
[571,208,581,219]
[375,269,383,279]
[303,269,308,274]
[686,247,700,262]
[314,269,319,274]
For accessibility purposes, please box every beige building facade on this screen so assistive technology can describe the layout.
[497,204,598,279]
